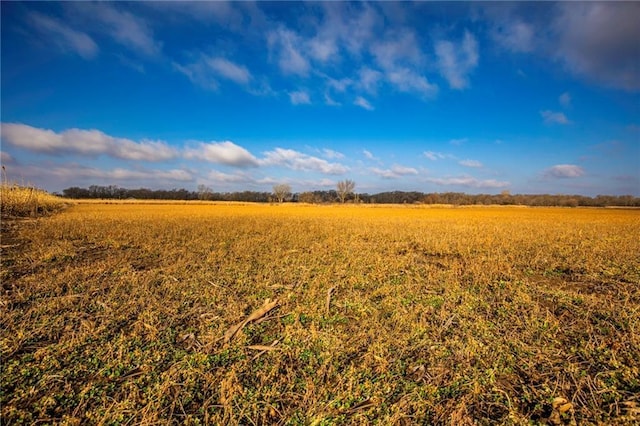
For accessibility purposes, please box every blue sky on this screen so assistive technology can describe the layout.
[1,1,639,196]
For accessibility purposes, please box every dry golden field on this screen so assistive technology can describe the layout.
[1,203,639,425]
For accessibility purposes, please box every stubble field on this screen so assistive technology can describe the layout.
[1,203,639,425]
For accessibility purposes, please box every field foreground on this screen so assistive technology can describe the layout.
[1,203,639,425]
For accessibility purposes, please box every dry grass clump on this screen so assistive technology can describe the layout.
[0,182,69,218]
[1,203,639,425]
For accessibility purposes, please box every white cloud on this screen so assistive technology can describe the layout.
[208,57,251,85]
[184,141,259,167]
[174,61,219,91]
[175,55,253,91]
[363,150,377,161]
[322,149,345,160]
[0,123,177,161]
[386,67,438,98]
[491,20,534,53]
[426,176,509,188]
[308,36,338,63]
[371,164,419,179]
[423,151,447,161]
[435,31,479,90]
[260,148,348,174]
[28,12,98,59]
[47,165,192,182]
[459,159,483,168]
[358,67,383,94]
[207,170,252,183]
[324,93,341,106]
[371,30,422,71]
[449,138,468,146]
[391,165,418,175]
[559,92,571,108]
[541,110,571,125]
[544,164,585,178]
[74,2,161,57]
[289,90,311,105]
[326,77,352,93]
[354,96,374,110]
[267,27,310,76]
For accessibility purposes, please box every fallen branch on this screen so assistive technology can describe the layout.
[223,298,279,343]
[250,339,281,361]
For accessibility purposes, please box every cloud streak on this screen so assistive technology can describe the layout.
[1,123,177,161]
[289,90,311,105]
[544,164,585,178]
[184,141,259,167]
[459,159,482,168]
[541,110,571,125]
[28,12,98,59]
[426,176,509,189]
[175,54,254,91]
[371,164,418,179]
[435,31,479,90]
[354,96,374,110]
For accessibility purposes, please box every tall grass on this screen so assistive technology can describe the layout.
[0,168,69,218]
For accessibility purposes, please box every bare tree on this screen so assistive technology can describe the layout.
[272,184,292,203]
[197,184,213,200]
[336,179,355,203]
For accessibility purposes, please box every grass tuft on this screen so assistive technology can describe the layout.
[0,179,69,218]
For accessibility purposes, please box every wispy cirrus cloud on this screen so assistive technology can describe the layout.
[423,151,444,161]
[354,96,374,110]
[25,164,193,183]
[267,27,310,77]
[67,2,161,57]
[459,159,482,168]
[362,149,379,161]
[175,54,253,91]
[322,149,345,160]
[541,110,571,125]
[208,57,251,85]
[559,92,571,108]
[289,90,311,105]
[1,123,177,161]
[449,138,468,146]
[435,31,479,90]
[28,12,98,59]
[207,169,254,184]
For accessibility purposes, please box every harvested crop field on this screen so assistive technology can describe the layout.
[1,203,639,425]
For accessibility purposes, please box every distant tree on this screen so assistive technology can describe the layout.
[298,191,317,203]
[197,184,213,200]
[272,184,292,203]
[336,179,355,203]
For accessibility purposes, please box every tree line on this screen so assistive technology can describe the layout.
[59,184,640,207]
